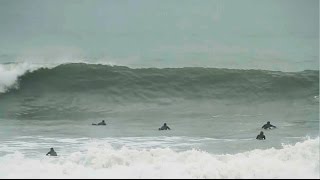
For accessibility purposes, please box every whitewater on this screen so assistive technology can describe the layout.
[0,62,319,179]
[0,137,318,179]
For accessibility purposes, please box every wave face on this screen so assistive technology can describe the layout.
[2,63,319,98]
[0,63,318,119]
[0,137,318,179]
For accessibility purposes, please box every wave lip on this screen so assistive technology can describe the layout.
[0,137,318,179]
[0,63,36,93]
[0,61,115,93]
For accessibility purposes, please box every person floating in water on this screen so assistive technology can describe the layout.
[262,121,276,129]
[46,148,57,156]
[92,120,106,126]
[159,123,171,130]
[256,131,266,140]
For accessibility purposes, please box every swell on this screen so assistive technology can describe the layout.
[0,63,318,119]
[2,63,319,99]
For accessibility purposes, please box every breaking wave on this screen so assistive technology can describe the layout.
[1,62,318,98]
[0,62,318,119]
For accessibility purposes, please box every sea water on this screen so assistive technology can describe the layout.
[0,63,318,178]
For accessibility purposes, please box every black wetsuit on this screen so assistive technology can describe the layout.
[256,134,266,140]
[98,121,106,125]
[159,125,171,130]
[262,124,276,130]
[92,121,106,126]
[46,150,57,156]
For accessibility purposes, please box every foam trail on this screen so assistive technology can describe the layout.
[0,138,318,179]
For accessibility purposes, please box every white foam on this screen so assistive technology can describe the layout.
[0,60,118,93]
[0,62,42,93]
[0,137,318,179]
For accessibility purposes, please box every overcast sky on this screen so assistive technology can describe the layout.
[0,0,318,71]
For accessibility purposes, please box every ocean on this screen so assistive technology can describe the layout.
[0,62,319,178]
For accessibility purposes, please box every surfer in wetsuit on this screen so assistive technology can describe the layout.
[46,148,57,156]
[92,120,106,126]
[262,121,276,129]
[256,131,266,140]
[159,123,171,130]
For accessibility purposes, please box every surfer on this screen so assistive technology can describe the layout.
[46,148,57,156]
[159,123,171,130]
[92,120,106,126]
[262,121,276,129]
[256,131,266,140]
